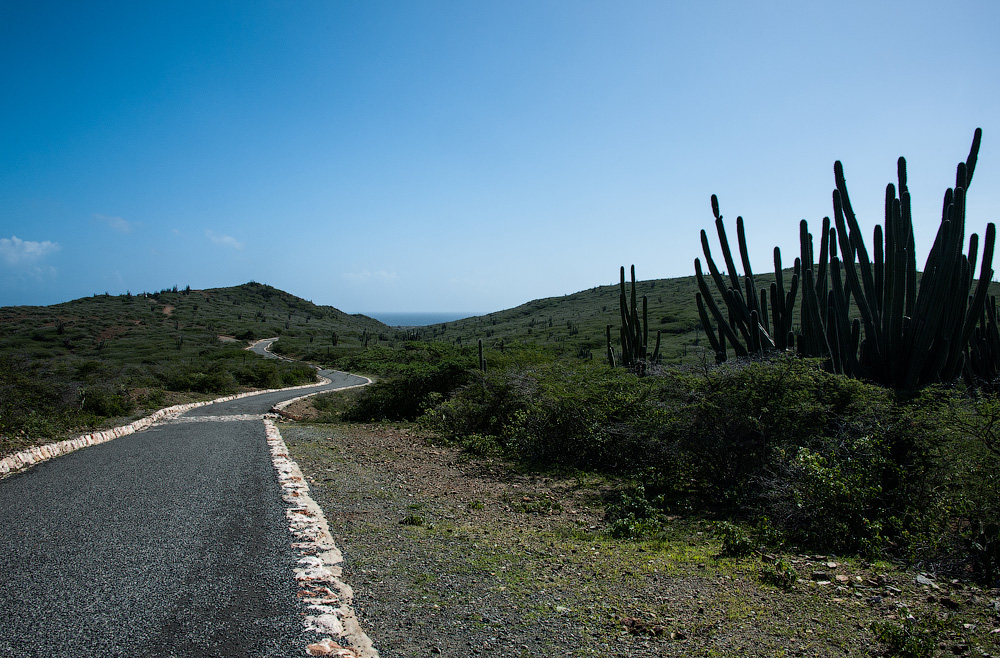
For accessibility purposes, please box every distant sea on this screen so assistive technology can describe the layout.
[364,312,482,327]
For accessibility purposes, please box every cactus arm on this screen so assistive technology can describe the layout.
[737,216,761,318]
[696,260,749,357]
[816,217,831,322]
[710,195,743,292]
[958,224,996,365]
[963,127,982,189]
[835,161,882,331]
[834,190,881,365]
[696,292,725,358]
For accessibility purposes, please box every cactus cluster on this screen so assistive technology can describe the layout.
[695,197,798,362]
[607,265,661,375]
[696,128,997,391]
[821,129,995,389]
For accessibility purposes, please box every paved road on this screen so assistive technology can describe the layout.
[0,341,367,656]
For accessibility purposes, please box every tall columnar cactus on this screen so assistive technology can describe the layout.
[827,127,994,390]
[695,195,798,362]
[607,265,660,375]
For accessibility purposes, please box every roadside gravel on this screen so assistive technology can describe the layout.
[282,421,1000,658]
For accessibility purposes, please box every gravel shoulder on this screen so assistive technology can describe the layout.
[281,417,1000,658]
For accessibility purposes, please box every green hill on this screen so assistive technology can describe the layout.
[0,282,386,455]
[424,275,707,365]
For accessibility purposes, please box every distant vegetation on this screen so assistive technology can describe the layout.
[0,282,383,455]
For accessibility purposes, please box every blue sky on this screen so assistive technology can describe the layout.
[2,1,998,313]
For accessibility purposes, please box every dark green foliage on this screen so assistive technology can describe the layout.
[606,485,667,539]
[340,343,475,422]
[871,616,942,658]
[715,521,756,557]
[429,351,997,566]
[80,385,134,417]
[759,558,798,589]
[962,521,1000,586]
[433,357,652,470]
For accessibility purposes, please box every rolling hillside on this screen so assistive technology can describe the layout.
[0,282,386,455]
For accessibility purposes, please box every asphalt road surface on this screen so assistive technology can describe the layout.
[0,341,367,656]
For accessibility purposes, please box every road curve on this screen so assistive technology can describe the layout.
[0,340,372,656]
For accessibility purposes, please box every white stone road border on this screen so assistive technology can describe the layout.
[264,417,379,658]
[0,377,331,479]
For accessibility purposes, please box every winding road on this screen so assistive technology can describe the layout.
[0,340,369,657]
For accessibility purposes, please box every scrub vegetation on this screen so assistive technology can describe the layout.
[0,282,382,454]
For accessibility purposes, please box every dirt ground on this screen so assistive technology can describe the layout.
[278,410,1000,658]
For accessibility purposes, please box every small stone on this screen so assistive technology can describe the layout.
[305,639,348,657]
[835,574,851,583]
[811,571,832,581]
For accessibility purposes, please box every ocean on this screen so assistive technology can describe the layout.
[364,311,482,327]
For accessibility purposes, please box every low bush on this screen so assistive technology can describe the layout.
[341,344,474,421]
[424,351,999,575]
[432,359,656,469]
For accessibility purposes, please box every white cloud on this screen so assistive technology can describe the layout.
[205,230,245,250]
[0,235,59,266]
[342,269,398,283]
[93,213,134,233]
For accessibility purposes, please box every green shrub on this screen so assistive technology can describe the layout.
[434,360,656,469]
[606,485,667,539]
[759,558,798,589]
[343,358,471,422]
[715,521,756,558]
[667,356,888,506]
[871,616,941,658]
[80,385,134,417]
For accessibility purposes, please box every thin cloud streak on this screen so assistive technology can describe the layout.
[205,230,245,250]
[0,236,60,266]
[92,213,134,233]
